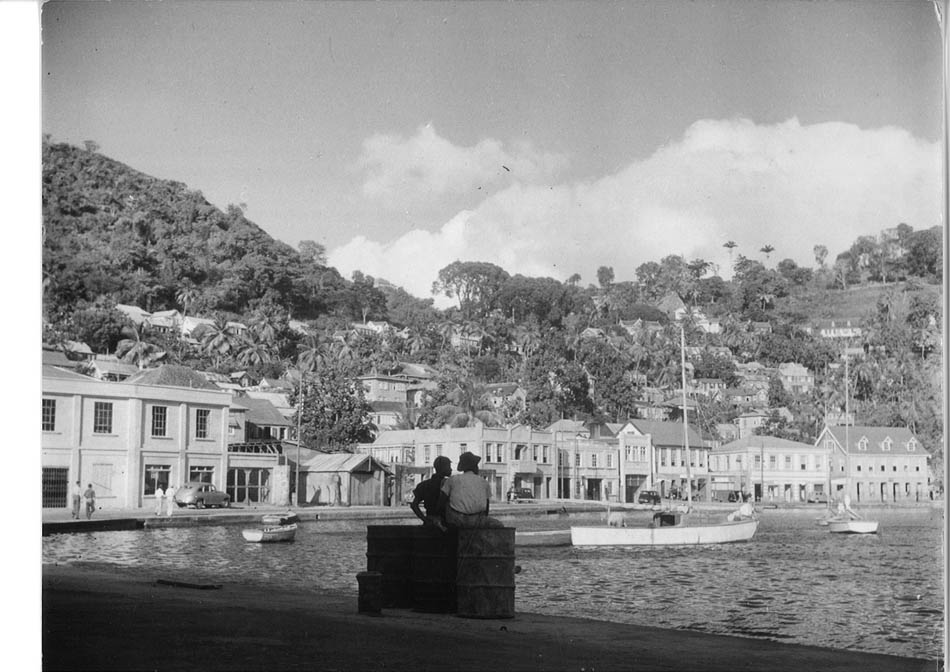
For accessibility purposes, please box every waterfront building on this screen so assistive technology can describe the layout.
[816,425,931,503]
[41,364,286,510]
[358,424,557,501]
[710,435,829,502]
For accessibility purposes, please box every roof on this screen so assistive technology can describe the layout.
[544,419,589,434]
[301,452,392,474]
[485,383,521,395]
[42,364,92,380]
[90,360,141,376]
[823,425,927,455]
[232,396,293,426]
[244,390,293,411]
[368,400,407,413]
[124,365,220,390]
[627,419,703,448]
[718,435,818,452]
[42,348,77,368]
[64,340,93,355]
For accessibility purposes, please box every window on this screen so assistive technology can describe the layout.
[892,465,897,472]
[800,461,807,471]
[496,444,505,462]
[769,455,776,469]
[880,465,886,472]
[532,445,538,461]
[189,466,214,483]
[424,445,431,463]
[435,444,443,456]
[575,453,581,467]
[42,398,56,432]
[93,402,113,434]
[591,454,598,468]
[151,406,168,437]
[784,455,792,469]
[144,464,170,495]
[542,446,549,464]
[908,440,917,452]
[484,443,492,463]
[195,409,210,438]
[857,465,862,471]
[754,455,761,468]
[882,438,892,452]
[606,453,613,468]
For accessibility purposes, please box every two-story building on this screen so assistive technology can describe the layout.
[816,425,931,503]
[42,364,288,511]
[777,362,815,395]
[710,435,829,502]
[358,424,557,503]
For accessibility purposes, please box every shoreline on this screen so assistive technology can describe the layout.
[42,563,936,671]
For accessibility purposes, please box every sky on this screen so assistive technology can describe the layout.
[39,0,945,306]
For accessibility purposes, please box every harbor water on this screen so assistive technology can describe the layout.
[42,507,944,661]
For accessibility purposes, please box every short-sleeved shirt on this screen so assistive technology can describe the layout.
[441,472,491,515]
[155,487,165,498]
[412,475,445,515]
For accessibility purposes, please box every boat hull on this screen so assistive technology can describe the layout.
[828,520,878,534]
[261,513,300,526]
[242,523,297,543]
[571,519,758,546]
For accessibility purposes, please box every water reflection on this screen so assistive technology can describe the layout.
[43,509,943,660]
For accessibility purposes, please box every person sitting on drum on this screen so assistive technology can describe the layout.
[439,451,503,529]
[410,455,452,531]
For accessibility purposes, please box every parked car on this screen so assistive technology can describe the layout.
[509,487,535,502]
[174,482,230,509]
[637,490,661,505]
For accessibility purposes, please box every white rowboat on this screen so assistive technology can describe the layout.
[828,519,878,534]
[242,523,297,543]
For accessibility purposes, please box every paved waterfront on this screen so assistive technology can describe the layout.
[43,564,934,672]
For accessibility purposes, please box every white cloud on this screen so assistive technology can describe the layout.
[330,118,942,304]
[355,123,568,205]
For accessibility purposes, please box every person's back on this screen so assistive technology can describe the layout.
[441,452,501,529]
[411,456,452,529]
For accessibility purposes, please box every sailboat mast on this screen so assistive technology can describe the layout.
[844,353,850,501]
[680,326,692,508]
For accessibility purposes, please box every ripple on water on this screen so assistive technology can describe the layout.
[43,509,944,660]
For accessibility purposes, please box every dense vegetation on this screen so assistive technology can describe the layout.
[42,140,944,467]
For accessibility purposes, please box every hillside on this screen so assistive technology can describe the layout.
[42,140,360,321]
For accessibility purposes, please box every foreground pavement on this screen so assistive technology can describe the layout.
[42,564,936,672]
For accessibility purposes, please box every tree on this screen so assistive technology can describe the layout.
[760,244,775,261]
[83,140,100,153]
[290,365,375,450]
[813,244,828,269]
[596,266,615,290]
[298,240,327,266]
[432,261,510,318]
[567,273,582,286]
[115,324,166,369]
[723,240,738,260]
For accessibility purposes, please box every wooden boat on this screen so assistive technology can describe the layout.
[571,513,758,546]
[261,512,300,526]
[828,519,878,534]
[572,329,758,548]
[242,523,297,543]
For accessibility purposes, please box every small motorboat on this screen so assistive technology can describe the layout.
[242,523,297,543]
[261,512,300,526]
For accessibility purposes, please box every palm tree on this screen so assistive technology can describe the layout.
[115,324,166,370]
[723,240,738,261]
[235,333,272,368]
[199,317,235,368]
[296,333,328,374]
[760,244,775,262]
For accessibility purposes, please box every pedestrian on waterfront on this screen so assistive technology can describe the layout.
[410,455,452,531]
[83,484,96,520]
[165,484,176,516]
[71,480,82,519]
[440,452,502,529]
[154,484,165,516]
[331,473,342,506]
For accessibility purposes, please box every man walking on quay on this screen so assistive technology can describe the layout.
[71,480,82,519]
[83,484,96,520]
